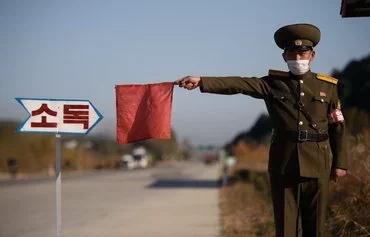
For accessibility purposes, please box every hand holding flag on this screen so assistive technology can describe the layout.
[175,76,202,90]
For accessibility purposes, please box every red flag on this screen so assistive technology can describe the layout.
[115,82,174,144]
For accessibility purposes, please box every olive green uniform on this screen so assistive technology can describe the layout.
[199,70,347,236]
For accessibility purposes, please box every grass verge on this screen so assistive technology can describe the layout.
[219,170,274,237]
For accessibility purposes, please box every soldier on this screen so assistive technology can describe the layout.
[175,23,348,237]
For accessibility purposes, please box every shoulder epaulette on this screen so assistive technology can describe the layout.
[316,73,338,85]
[268,69,289,77]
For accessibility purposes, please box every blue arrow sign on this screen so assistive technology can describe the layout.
[16,98,103,134]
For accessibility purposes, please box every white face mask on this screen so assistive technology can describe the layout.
[287,60,310,75]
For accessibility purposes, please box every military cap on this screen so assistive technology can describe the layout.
[274,23,321,51]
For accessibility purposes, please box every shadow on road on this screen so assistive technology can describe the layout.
[147,179,220,189]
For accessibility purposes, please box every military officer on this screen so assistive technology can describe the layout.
[175,23,348,237]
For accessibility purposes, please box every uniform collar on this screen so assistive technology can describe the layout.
[289,70,313,80]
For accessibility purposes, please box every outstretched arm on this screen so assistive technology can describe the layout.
[176,75,270,99]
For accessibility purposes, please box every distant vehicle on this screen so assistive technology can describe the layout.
[132,146,148,169]
[202,153,218,165]
[120,146,149,170]
[121,154,135,170]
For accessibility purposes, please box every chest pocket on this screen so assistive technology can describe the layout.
[311,96,329,117]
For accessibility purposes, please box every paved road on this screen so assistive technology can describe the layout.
[0,161,221,237]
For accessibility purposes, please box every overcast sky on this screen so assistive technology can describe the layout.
[1,0,369,146]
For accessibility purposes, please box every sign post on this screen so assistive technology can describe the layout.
[55,133,62,237]
[16,98,103,237]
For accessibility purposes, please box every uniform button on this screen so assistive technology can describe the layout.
[280,96,285,100]
[300,92,305,97]
[299,121,303,126]
[299,80,304,84]
[321,99,324,103]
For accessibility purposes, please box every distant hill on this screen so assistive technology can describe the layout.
[224,113,272,155]
[231,113,272,147]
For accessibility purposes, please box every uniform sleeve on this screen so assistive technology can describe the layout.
[328,85,348,170]
[199,76,270,99]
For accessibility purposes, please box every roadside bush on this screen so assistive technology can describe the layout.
[327,131,370,237]
[219,180,274,237]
